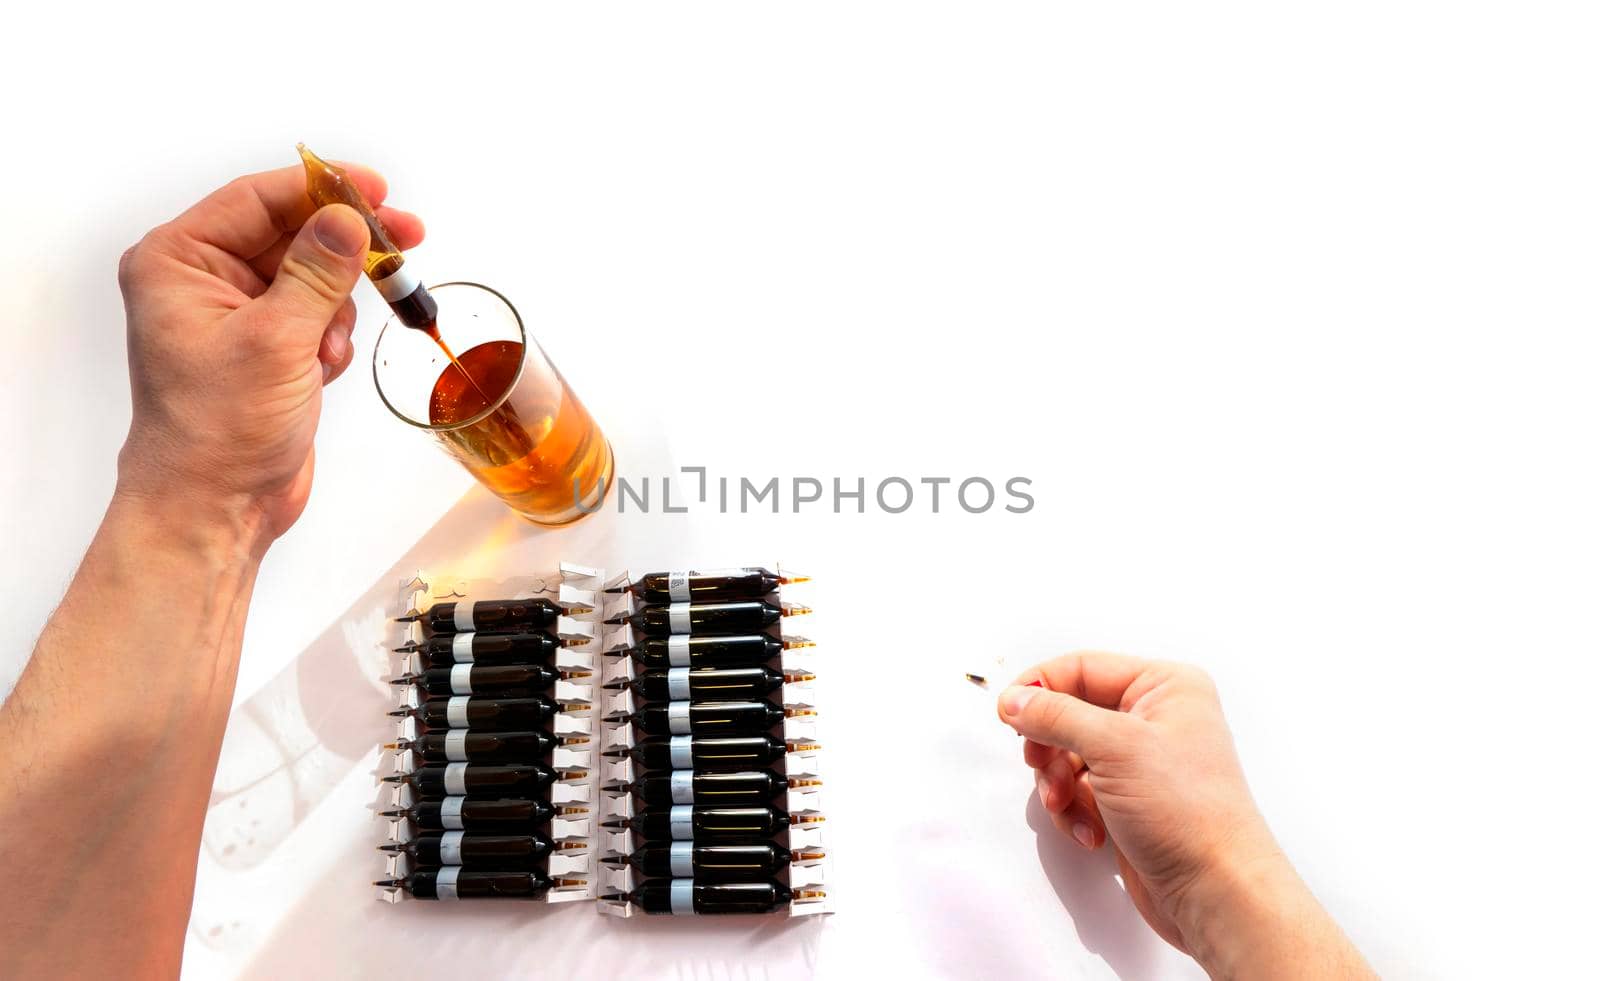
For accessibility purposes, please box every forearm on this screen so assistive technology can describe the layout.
[1180,849,1375,981]
[0,491,264,977]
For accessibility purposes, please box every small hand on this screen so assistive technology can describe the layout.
[115,164,424,548]
[998,654,1289,955]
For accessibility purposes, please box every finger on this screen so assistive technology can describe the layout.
[248,205,425,286]
[1014,651,1151,712]
[247,205,368,346]
[1050,801,1105,850]
[997,681,1136,762]
[1023,738,1059,770]
[1024,740,1088,777]
[1035,753,1078,813]
[1071,769,1105,841]
[167,161,390,264]
[319,298,358,381]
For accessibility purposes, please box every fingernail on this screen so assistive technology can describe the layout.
[1034,770,1053,811]
[1000,686,1037,717]
[326,326,350,362]
[1072,822,1095,850]
[314,206,367,257]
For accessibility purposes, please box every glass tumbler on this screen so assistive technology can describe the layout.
[373,282,614,525]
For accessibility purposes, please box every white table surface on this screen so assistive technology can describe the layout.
[4,4,1598,978]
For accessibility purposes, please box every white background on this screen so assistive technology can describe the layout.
[3,3,1597,978]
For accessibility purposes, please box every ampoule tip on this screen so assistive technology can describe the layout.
[557,840,589,851]
[794,889,826,902]
[782,636,816,649]
[559,768,590,781]
[780,573,811,584]
[781,603,812,617]
[554,878,588,888]
[385,708,410,717]
[393,613,421,623]
[788,777,823,788]
[602,749,627,759]
[564,669,594,680]
[788,741,822,753]
[599,855,626,866]
[558,804,590,815]
[784,707,817,718]
[600,819,627,829]
[601,681,629,692]
[785,671,817,683]
[377,843,403,853]
[794,848,827,862]
[392,643,418,653]
[562,735,592,746]
[600,892,628,902]
[790,813,825,825]
[380,775,405,783]
[601,781,630,793]
[374,879,402,889]
[379,809,406,818]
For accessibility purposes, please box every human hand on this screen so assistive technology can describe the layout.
[997,654,1369,978]
[114,164,424,550]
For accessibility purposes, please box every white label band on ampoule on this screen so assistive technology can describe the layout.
[446,696,471,728]
[373,264,421,303]
[451,633,475,663]
[453,601,477,632]
[667,603,692,634]
[669,804,694,840]
[669,770,694,803]
[435,865,461,900]
[667,700,692,734]
[668,571,691,602]
[439,830,466,865]
[669,840,694,876]
[440,796,466,830]
[667,634,691,667]
[666,668,691,700]
[669,735,693,768]
[445,729,470,762]
[449,663,473,695]
[670,878,694,915]
[444,762,469,796]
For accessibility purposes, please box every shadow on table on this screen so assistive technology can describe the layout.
[1025,792,1172,979]
[187,481,623,954]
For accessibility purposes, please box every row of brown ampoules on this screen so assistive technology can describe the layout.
[377,586,599,901]
[596,568,830,915]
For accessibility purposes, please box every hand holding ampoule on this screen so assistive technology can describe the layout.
[998,653,1374,977]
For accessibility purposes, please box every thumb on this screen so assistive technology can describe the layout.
[998,684,1131,762]
[252,204,369,340]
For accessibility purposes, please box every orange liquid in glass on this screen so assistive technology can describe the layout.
[427,340,613,523]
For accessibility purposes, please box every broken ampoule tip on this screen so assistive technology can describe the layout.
[965,672,989,688]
